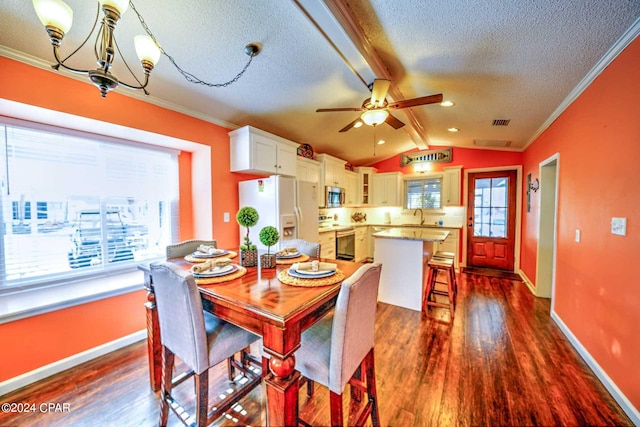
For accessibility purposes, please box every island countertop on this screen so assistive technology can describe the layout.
[372,227,449,242]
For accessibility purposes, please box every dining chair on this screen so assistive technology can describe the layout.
[151,262,261,427]
[295,262,382,427]
[166,239,217,259]
[283,238,321,258]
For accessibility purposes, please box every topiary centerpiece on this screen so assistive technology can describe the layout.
[259,226,280,269]
[236,206,259,267]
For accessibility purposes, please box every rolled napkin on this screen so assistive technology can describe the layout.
[291,261,337,272]
[276,247,299,256]
[192,257,232,273]
[196,244,224,255]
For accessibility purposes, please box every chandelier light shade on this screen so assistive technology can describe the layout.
[32,0,159,98]
[361,109,389,126]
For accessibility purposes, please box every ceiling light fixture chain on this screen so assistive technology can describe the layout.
[128,0,261,88]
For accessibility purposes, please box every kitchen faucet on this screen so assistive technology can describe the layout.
[413,208,425,225]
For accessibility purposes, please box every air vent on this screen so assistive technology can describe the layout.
[474,139,512,147]
[492,119,511,126]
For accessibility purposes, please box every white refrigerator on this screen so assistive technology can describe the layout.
[238,175,319,250]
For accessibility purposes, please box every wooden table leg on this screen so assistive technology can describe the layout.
[265,354,301,426]
[144,273,162,392]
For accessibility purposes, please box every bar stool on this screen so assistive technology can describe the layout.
[422,257,457,321]
[431,251,457,294]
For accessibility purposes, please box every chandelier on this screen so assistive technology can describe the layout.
[32,0,261,98]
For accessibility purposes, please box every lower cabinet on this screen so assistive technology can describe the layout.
[319,231,336,259]
[354,226,369,262]
[435,228,459,269]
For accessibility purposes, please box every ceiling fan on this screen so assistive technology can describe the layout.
[316,79,443,133]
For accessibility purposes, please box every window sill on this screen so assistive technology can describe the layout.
[0,268,147,325]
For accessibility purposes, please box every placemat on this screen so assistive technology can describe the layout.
[194,265,247,285]
[278,268,345,287]
[185,250,237,263]
[275,253,310,265]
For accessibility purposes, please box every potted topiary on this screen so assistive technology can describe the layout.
[259,226,280,269]
[236,206,259,267]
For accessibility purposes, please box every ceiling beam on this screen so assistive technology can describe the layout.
[296,0,429,150]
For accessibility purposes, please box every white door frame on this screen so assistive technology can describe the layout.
[462,165,523,273]
[535,153,560,305]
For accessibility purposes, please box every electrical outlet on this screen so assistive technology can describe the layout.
[611,217,626,236]
[224,212,230,223]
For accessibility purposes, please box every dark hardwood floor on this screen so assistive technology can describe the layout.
[0,272,632,426]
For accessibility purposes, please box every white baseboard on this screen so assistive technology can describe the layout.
[518,269,536,295]
[0,330,146,396]
[551,312,640,426]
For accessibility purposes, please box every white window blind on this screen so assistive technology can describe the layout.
[405,177,442,209]
[0,123,178,290]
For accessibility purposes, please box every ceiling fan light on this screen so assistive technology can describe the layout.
[33,0,73,34]
[361,109,389,126]
[353,120,363,128]
[135,35,161,66]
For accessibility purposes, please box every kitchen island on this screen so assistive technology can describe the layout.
[373,227,449,311]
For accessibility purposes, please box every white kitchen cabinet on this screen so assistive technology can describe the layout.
[317,153,346,189]
[372,172,403,206]
[354,166,376,206]
[296,156,321,184]
[319,230,336,259]
[344,170,358,206]
[354,226,369,262]
[229,125,298,177]
[442,166,462,206]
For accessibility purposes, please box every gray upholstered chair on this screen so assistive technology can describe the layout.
[282,239,321,258]
[295,263,382,427]
[166,239,217,259]
[151,262,261,427]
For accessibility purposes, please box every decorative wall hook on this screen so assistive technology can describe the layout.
[529,178,540,192]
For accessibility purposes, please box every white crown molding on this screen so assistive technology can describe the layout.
[0,46,240,131]
[524,17,640,150]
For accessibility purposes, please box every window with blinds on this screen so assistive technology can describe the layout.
[405,177,442,209]
[0,122,178,290]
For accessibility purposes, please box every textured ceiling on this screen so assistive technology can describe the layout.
[1,0,639,166]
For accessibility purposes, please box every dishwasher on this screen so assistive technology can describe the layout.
[335,227,355,261]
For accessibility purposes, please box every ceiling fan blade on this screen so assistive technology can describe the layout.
[388,93,443,109]
[370,79,391,107]
[385,113,405,129]
[316,107,363,112]
[339,117,363,132]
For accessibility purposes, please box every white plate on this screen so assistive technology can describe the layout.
[288,268,336,279]
[276,251,300,259]
[192,264,236,277]
[191,249,229,258]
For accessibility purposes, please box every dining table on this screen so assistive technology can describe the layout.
[139,249,362,427]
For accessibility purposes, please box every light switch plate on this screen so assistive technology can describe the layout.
[611,217,626,236]
[575,229,581,243]
[224,212,230,223]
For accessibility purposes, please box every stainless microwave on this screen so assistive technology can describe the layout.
[325,186,345,208]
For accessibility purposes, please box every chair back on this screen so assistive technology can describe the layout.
[166,239,217,259]
[150,262,210,373]
[285,239,321,258]
[328,262,382,393]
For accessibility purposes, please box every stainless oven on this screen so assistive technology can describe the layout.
[325,186,345,208]
[336,227,355,261]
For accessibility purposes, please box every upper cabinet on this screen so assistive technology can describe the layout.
[442,166,462,206]
[317,153,346,189]
[296,156,321,184]
[229,126,298,177]
[372,172,403,206]
[354,166,377,206]
[343,170,358,206]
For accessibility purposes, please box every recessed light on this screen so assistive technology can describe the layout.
[440,100,455,107]
[447,127,459,132]
[377,139,386,145]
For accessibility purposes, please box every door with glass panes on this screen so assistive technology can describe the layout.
[466,170,517,271]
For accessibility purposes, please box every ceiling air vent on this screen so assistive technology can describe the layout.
[492,119,511,126]
[474,139,512,147]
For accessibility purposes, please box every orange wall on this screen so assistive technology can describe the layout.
[522,37,640,409]
[0,56,248,381]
